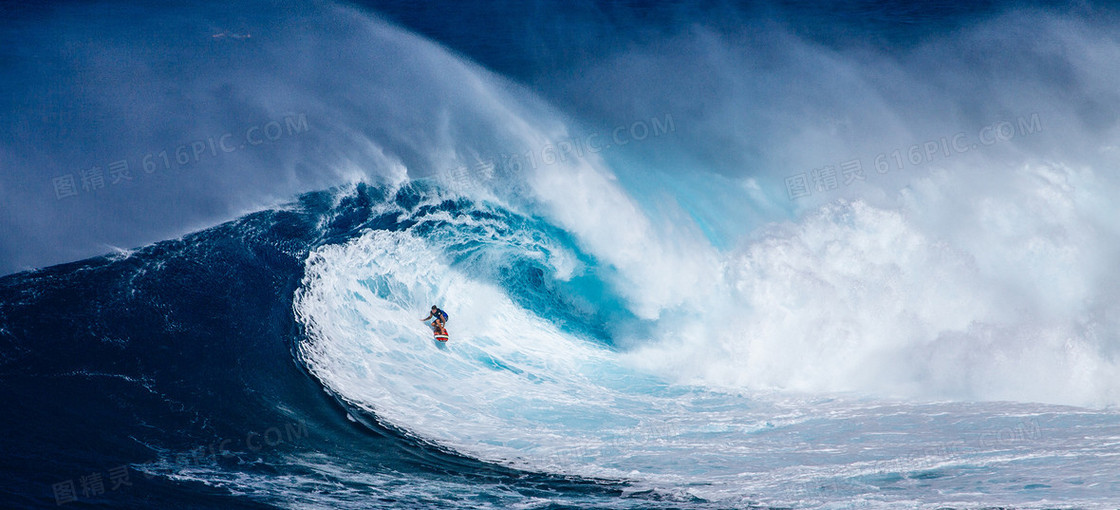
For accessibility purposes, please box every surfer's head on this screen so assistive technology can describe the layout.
[431,305,438,311]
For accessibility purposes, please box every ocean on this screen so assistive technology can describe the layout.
[2,1,1119,508]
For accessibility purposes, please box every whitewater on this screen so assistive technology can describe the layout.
[3,0,1120,508]
[288,182,1120,508]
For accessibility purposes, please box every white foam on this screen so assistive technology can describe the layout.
[614,160,1120,408]
[292,200,1120,506]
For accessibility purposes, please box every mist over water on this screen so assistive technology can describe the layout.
[437,2,1120,407]
[0,0,569,274]
[2,0,1118,398]
[4,0,1120,405]
[486,2,1120,407]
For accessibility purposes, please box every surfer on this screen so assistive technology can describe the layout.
[421,305,449,333]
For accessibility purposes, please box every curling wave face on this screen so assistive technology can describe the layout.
[292,184,1120,507]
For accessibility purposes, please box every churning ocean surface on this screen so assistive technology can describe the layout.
[3,1,1120,508]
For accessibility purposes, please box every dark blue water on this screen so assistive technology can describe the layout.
[0,184,638,508]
